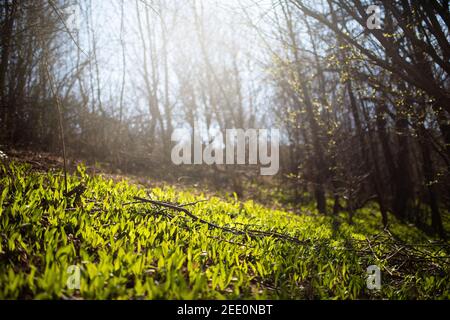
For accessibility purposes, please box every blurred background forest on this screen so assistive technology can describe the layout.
[0,0,449,238]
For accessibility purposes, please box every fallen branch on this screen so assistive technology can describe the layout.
[133,196,308,245]
[131,196,450,274]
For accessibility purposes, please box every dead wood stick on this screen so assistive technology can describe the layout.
[132,196,307,245]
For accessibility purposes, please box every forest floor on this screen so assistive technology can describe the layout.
[0,150,449,299]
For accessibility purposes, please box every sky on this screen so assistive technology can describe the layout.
[61,0,272,114]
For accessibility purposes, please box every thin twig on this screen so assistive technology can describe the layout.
[47,0,88,57]
[132,196,307,245]
[180,199,208,207]
[42,45,68,195]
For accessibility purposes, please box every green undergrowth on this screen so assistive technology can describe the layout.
[0,161,449,299]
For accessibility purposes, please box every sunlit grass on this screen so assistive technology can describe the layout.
[0,161,448,299]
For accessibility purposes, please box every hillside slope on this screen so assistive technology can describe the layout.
[0,162,449,299]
